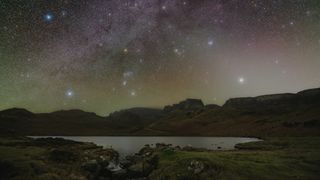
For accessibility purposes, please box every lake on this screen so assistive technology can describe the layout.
[31,136,260,156]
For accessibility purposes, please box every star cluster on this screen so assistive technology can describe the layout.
[0,0,320,115]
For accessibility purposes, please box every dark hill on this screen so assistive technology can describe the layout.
[0,88,319,137]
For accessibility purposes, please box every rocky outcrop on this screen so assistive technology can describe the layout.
[223,88,320,111]
[164,99,204,112]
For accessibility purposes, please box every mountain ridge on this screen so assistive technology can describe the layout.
[1,87,319,137]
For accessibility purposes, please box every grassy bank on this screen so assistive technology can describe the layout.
[150,137,320,179]
[0,136,319,179]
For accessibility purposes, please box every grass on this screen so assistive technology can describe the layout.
[0,136,319,179]
[150,137,320,180]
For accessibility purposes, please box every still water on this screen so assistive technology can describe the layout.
[31,136,260,156]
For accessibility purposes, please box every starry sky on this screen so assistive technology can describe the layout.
[0,0,320,115]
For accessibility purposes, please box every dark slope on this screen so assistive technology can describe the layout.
[0,108,163,135]
[146,88,320,137]
[0,88,319,136]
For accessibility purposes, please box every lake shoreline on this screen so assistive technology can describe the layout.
[29,136,261,156]
[1,135,319,179]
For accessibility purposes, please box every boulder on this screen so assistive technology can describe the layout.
[187,160,205,174]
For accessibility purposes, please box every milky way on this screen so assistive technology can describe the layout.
[1,0,320,115]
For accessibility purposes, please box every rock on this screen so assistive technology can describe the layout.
[128,161,153,177]
[164,99,204,112]
[112,169,128,179]
[32,137,82,147]
[81,160,100,173]
[223,88,320,111]
[187,160,205,174]
[155,143,172,150]
[82,159,113,179]
[120,159,133,169]
[124,145,160,178]
[138,145,154,156]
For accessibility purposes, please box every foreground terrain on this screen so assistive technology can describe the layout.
[0,136,319,179]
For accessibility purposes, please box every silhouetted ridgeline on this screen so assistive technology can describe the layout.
[0,88,319,137]
[224,88,320,111]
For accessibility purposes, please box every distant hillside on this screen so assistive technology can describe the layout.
[0,88,319,137]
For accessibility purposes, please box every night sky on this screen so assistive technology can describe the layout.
[1,0,320,115]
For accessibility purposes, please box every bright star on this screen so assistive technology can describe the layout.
[44,13,54,22]
[238,77,245,84]
[66,90,74,97]
[208,40,214,46]
[130,91,136,96]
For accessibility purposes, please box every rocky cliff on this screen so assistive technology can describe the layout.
[163,99,204,112]
[223,88,320,111]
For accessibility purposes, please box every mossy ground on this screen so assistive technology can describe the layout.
[150,137,320,180]
[0,136,118,180]
[0,136,319,179]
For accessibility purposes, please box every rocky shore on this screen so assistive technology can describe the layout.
[1,136,320,179]
[0,136,211,180]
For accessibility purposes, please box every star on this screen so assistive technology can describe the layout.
[130,90,136,97]
[44,13,54,22]
[208,40,214,46]
[238,77,245,84]
[61,10,67,17]
[66,90,74,98]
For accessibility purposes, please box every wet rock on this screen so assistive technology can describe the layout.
[31,137,82,147]
[82,159,113,179]
[187,160,205,174]
[155,143,172,150]
[128,161,153,177]
[120,159,133,169]
[124,146,160,178]
[138,145,154,157]
[82,160,100,173]
[112,169,128,179]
